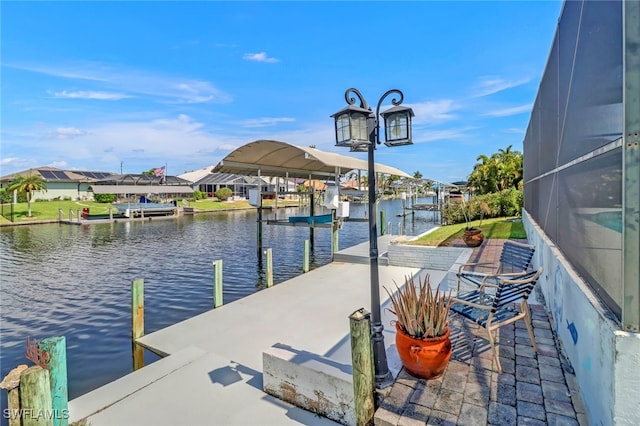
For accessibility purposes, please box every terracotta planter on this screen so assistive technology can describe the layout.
[463,228,484,247]
[395,323,452,380]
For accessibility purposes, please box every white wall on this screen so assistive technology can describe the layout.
[29,182,93,201]
[523,211,640,426]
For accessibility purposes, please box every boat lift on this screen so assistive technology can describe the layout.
[212,140,412,258]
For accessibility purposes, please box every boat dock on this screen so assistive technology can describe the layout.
[66,235,458,425]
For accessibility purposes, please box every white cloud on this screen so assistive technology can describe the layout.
[49,161,69,169]
[52,90,132,100]
[8,61,231,104]
[0,156,21,166]
[49,127,87,139]
[413,128,476,143]
[483,104,532,117]
[409,100,461,126]
[240,117,295,128]
[39,114,247,165]
[242,52,279,63]
[472,76,532,97]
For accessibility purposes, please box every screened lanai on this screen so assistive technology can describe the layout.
[195,173,272,199]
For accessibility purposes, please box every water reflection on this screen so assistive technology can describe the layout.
[0,199,437,402]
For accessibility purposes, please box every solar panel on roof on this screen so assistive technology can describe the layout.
[40,171,57,179]
[53,171,68,179]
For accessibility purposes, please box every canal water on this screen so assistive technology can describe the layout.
[0,199,438,404]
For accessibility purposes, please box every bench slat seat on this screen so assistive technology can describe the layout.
[457,240,536,294]
[449,267,543,372]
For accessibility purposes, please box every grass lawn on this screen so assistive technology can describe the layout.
[1,200,116,224]
[408,217,526,246]
[0,198,302,224]
[190,199,299,211]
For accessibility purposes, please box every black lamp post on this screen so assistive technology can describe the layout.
[331,88,414,388]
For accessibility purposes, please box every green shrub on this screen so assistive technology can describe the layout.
[94,193,116,203]
[440,188,523,225]
[0,189,11,203]
[215,187,233,201]
[440,201,466,225]
[498,187,523,217]
[193,190,204,200]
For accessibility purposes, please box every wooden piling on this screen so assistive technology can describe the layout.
[109,207,113,220]
[8,386,21,426]
[257,205,263,257]
[76,209,81,223]
[213,260,223,308]
[131,279,144,371]
[68,209,73,221]
[309,185,315,250]
[37,337,68,426]
[58,209,63,221]
[303,240,310,273]
[349,308,375,426]
[264,248,273,288]
[1,364,28,426]
[331,211,339,258]
[380,211,386,235]
[19,366,53,426]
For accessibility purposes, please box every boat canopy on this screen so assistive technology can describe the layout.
[213,140,412,179]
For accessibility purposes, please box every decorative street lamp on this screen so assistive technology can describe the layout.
[331,88,414,388]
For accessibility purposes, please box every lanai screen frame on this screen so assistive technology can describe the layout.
[522,0,639,330]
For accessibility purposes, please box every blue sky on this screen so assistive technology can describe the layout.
[1,1,563,183]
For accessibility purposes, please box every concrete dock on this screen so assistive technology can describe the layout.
[66,236,586,425]
[67,235,451,425]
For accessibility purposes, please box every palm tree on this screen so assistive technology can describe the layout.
[7,172,47,217]
[467,146,524,195]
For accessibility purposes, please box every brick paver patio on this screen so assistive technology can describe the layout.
[374,239,588,426]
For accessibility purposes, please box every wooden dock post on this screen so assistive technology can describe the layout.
[76,209,81,222]
[309,183,315,250]
[380,211,386,235]
[303,240,310,273]
[213,259,223,308]
[58,209,63,221]
[1,364,28,426]
[264,248,273,288]
[20,366,53,426]
[131,278,144,371]
[331,211,339,258]
[68,209,73,221]
[257,205,263,257]
[109,207,113,220]
[37,337,68,426]
[349,308,375,425]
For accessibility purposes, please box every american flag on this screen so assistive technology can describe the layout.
[154,166,165,177]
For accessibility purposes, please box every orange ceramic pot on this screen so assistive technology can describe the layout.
[395,323,452,380]
[463,228,484,247]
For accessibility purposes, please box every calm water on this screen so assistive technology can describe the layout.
[0,199,437,403]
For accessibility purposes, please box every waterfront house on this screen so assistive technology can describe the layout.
[0,166,115,201]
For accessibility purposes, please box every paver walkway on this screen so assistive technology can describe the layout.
[374,238,588,426]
